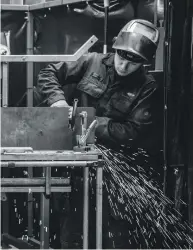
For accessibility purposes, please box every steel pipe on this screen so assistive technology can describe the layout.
[1,36,98,63]
[1,187,71,193]
[96,162,103,249]
[83,167,89,249]
[1,161,95,167]
[1,178,70,186]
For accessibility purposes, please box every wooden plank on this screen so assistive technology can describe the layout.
[1,4,29,11]
[1,107,96,150]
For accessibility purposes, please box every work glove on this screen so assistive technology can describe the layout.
[51,100,73,119]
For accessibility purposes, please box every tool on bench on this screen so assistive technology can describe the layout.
[69,98,79,130]
[74,111,98,150]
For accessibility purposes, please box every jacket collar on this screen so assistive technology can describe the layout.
[102,53,115,67]
[102,52,146,87]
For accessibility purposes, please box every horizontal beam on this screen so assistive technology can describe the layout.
[1,178,70,186]
[1,54,74,62]
[1,161,96,167]
[29,0,92,11]
[1,186,71,192]
[1,149,100,161]
[2,234,34,249]
[1,35,98,62]
[1,0,92,11]
[27,238,53,250]
[1,4,29,11]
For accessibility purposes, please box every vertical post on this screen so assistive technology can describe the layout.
[26,11,34,238]
[40,193,50,249]
[154,0,158,26]
[26,11,34,107]
[96,161,103,249]
[40,167,51,249]
[83,166,89,249]
[2,63,9,107]
[2,171,9,234]
[103,0,109,54]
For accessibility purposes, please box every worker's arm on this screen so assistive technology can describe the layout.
[95,82,161,149]
[37,55,91,107]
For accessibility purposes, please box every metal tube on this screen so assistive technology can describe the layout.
[103,0,109,54]
[45,167,51,196]
[26,11,34,238]
[2,63,9,107]
[1,161,93,167]
[1,178,70,186]
[1,186,71,193]
[26,11,34,107]
[1,36,98,63]
[40,193,50,249]
[83,166,89,249]
[154,0,158,26]
[27,164,33,238]
[96,162,103,249]
[2,233,34,249]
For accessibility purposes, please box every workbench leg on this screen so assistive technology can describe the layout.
[2,62,9,107]
[83,166,89,249]
[2,169,10,234]
[27,168,33,237]
[40,193,50,249]
[96,163,103,249]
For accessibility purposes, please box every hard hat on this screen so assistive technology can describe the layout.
[112,19,160,62]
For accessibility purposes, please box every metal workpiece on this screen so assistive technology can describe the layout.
[78,120,98,146]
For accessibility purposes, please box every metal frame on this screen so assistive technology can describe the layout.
[1,150,103,249]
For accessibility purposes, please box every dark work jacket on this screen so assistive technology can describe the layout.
[37,52,162,154]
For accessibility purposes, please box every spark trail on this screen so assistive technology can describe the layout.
[96,143,193,249]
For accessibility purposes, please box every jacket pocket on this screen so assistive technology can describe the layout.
[77,75,107,98]
[110,92,134,114]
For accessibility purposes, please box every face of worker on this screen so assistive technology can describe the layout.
[114,51,143,77]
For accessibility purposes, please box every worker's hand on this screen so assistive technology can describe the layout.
[51,100,72,118]
[50,100,69,107]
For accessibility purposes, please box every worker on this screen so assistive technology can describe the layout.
[37,19,162,248]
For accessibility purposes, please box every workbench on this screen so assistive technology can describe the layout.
[1,107,103,249]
